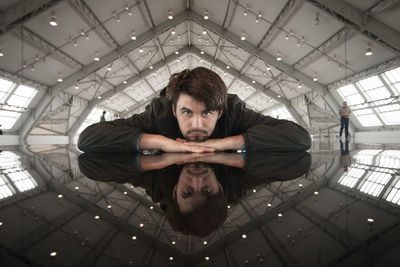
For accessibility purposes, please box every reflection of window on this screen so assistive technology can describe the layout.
[336,67,400,127]
[385,176,400,205]
[0,152,37,200]
[338,150,400,206]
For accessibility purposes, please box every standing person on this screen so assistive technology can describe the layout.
[100,111,106,122]
[339,101,351,139]
[78,67,311,153]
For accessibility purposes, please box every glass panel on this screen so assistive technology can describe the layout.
[383,66,400,96]
[7,85,37,108]
[0,77,14,103]
[354,113,382,127]
[338,167,365,188]
[357,76,390,101]
[359,171,391,197]
[0,175,15,200]
[0,110,21,130]
[385,176,400,205]
[7,170,37,193]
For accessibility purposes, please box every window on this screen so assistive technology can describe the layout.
[0,175,15,200]
[385,176,400,205]
[336,67,400,127]
[0,77,14,103]
[7,85,37,108]
[359,170,392,197]
[338,165,365,188]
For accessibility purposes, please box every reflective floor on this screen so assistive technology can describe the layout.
[1,140,400,266]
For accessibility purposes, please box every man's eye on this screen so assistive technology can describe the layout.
[183,111,191,115]
[202,187,212,194]
[203,111,211,116]
[181,189,193,198]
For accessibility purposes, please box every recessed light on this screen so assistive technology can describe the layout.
[57,194,63,199]
[94,215,100,220]
[50,251,57,257]
[242,234,247,239]
[132,236,137,240]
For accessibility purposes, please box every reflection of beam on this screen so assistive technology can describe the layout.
[21,10,190,141]
[0,0,60,35]
[308,0,400,53]
[67,46,187,139]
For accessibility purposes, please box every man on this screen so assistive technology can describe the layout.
[340,139,351,172]
[78,67,311,153]
[100,111,106,122]
[339,101,351,139]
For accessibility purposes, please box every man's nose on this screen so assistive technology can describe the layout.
[192,115,203,128]
[190,178,203,190]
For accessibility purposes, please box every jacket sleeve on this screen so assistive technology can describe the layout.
[77,107,155,153]
[231,98,311,151]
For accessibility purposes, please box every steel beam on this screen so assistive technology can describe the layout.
[308,0,400,54]
[21,10,190,142]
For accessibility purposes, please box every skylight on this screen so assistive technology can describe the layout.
[336,66,400,127]
[0,76,38,130]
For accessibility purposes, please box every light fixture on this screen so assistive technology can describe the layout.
[0,222,3,226]
[278,213,283,217]
[365,42,373,56]
[327,58,331,64]
[171,28,176,35]
[57,194,63,199]
[30,65,35,71]
[128,9,132,16]
[94,215,100,220]
[200,48,204,54]
[74,84,79,89]
[74,186,79,190]
[0,48,4,57]
[241,31,246,41]
[202,29,207,35]
[266,64,271,71]
[49,13,57,26]
[258,12,262,18]
[299,183,303,187]
[123,81,127,84]
[132,236,137,240]
[227,205,231,208]
[149,206,154,210]
[313,73,318,81]
[203,241,207,245]
[94,52,100,61]
[139,223,144,227]
[169,257,174,261]
[97,96,101,99]
[199,58,203,63]
[204,10,209,20]
[168,10,173,19]
[57,72,63,82]
[267,203,272,207]
[50,251,57,257]
[205,257,210,261]
[277,95,281,98]
[80,29,85,36]
[115,14,120,23]
[314,13,320,25]
[171,241,176,245]
[242,234,247,239]
[314,191,319,195]
[298,83,302,88]
[176,58,180,63]
[123,191,128,194]
[149,64,153,69]
[85,33,90,40]
[73,40,78,47]
[243,6,248,16]
[175,48,179,55]
[107,205,112,209]
[107,65,111,71]
[139,47,144,53]
[131,31,136,40]
[367,218,374,224]
[226,65,230,69]
[253,188,257,192]
[276,52,282,61]
[285,33,290,40]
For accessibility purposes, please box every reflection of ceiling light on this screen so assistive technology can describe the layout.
[205,257,210,261]
[285,33,290,40]
[298,83,302,88]
[266,64,271,71]
[94,52,100,61]
[276,52,282,61]
[241,31,246,40]
[204,10,209,20]
[49,13,57,26]
[57,194,63,198]
[171,28,176,35]
[168,10,173,20]
[242,234,247,239]
[202,29,207,35]
[73,40,78,47]
[107,65,111,71]
[313,73,318,81]
[314,13,320,25]
[365,43,373,56]
[139,47,144,53]
[200,48,204,54]
[57,72,63,82]
[149,65,153,69]
[169,257,174,261]
[171,241,176,245]
[97,96,101,99]
[50,252,57,257]
[131,31,136,40]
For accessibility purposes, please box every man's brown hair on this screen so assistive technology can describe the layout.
[166,67,227,111]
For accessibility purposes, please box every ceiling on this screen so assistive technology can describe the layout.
[0,0,399,138]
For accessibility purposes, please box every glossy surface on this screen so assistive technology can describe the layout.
[0,142,399,266]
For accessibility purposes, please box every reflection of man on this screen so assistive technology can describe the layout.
[340,139,351,172]
[339,101,351,139]
[78,67,311,153]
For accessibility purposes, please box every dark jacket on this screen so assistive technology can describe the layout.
[78,92,311,152]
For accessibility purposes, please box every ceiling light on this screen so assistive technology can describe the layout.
[74,186,79,190]
[314,13,320,25]
[49,13,57,26]
[94,215,100,220]
[199,58,203,62]
[107,65,111,71]
[85,33,90,40]
[365,43,373,56]
[176,58,180,63]
[278,213,283,217]
[252,80,255,84]
[0,222,3,226]
[285,33,290,40]
[123,81,127,84]
[253,188,256,192]
[242,234,247,239]
[243,6,248,16]
[74,84,79,89]
[204,10,209,20]
[298,83,302,88]
[149,65,153,69]
[314,191,319,195]
[241,31,246,41]
[266,64,271,71]
[313,73,318,81]
[226,65,230,69]
[30,65,35,71]
[203,241,207,245]
[276,52,282,61]
[171,28,176,35]
[132,236,137,240]
[57,194,63,199]
[80,29,85,36]
[107,205,112,209]
[123,191,127,194]
[128,9,132,16]
[115,15,120,23]
[175,48,179,55]
[168,10,173,19]
[139,47,144,53]
[131,31,136,40]
[94,52,100,61]
[267,203,272,207]
[50,251,57,257]
[296,40,301,47]
[139,223,144,227]
[73,40,78,47]
[57,72,63,82]
[97,96,101,99]
[202,29,207,35]
[327,58,331,64]
[367,218,374,223]
[200,48,204,54]
[169,257,174,261]
[171,241,176,245]
[299,183,303,187]
[205,257,210,261]
[149,206,154,210]
[277,95,281,98]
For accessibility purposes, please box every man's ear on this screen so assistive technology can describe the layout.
[173,184,177,199]
[172,104,176,118]
[218,182,223,193]
[218,109,223,119]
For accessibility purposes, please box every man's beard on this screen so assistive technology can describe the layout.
[185,135,209,142]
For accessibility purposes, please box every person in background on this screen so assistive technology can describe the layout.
[340,139,351,172]
[339,101,351,139]
[100,111,106,122]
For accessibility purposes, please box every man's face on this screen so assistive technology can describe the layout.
[343,102,348,107]
[173,93,222,142]
[174,163,222,213]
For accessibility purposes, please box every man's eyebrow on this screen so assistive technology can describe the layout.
[180,106,192,111]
